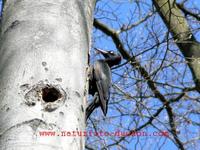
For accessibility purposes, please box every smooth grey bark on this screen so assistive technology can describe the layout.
[0,0,95,149]
[153,0,200,91]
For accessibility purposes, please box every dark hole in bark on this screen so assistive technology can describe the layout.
[42,87,61,102]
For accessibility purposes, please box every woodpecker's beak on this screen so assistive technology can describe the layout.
[94,48,108,55]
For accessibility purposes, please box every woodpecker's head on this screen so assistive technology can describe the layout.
[95,48,116,58]
[95,48,121,66]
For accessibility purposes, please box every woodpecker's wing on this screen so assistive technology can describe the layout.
[93,60,111,115]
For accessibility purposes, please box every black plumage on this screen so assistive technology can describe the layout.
[86,48,121,120]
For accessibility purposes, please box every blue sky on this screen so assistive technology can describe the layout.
[90,0,200,149]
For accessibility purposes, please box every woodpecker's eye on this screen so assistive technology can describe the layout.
[109,51,114,55]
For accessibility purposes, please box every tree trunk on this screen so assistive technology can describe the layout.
[153,0,200,91]
[0,0,95,149]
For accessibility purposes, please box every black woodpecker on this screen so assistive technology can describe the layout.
[86,48,121,120]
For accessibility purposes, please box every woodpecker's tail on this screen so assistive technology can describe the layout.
[86,93,99,120]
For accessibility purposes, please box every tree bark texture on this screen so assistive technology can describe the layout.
[0,0,95,149]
